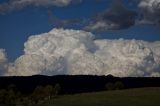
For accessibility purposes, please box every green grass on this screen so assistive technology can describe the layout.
[42,87,160,106]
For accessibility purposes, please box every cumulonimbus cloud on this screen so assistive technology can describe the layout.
[0,0,81,14]
[3,28,160,77]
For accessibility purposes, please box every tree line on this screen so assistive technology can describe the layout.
[0,80,126,106]
[0,75,160,106]
[0,83,61,106]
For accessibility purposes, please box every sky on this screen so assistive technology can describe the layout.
[0,0,160,76]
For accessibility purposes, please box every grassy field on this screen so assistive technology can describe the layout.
[42,87,160,106]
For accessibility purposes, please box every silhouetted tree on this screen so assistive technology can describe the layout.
[44,85,54,99]
[32,85,45,104]
[6,89,17,106]
[105,82,115,90]
[8,84,18,92]
[54,83,61,96]
[114,81,124,90]
[6,84,20,106]
[18,96,34,106]
[0,89,7,105]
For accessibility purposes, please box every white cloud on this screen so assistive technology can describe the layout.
[138,0,160,24]
[138,0,160,12]
[0,49,7,75]
[6,28,160,77]
[84,21,120,32]
[94,39,160,77]
[0,0,75,13]
[0,49,7,63]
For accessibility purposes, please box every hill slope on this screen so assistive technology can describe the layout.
[42,87,160,106]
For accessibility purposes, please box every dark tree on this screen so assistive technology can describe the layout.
[114,81,124,90]
[32,85,45,103]
[44,85,54,99]
[105,82,115,90]
[0,89,7,105]
[54,83,61,96]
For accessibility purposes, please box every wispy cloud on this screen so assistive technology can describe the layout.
[0,0,81,14]
[48,10,82,28]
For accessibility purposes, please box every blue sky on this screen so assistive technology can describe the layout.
[0,0,160,61]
